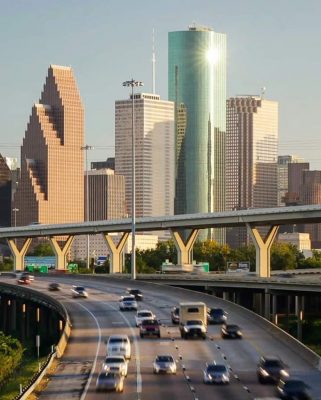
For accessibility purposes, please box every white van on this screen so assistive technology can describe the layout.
[106,335,131,360]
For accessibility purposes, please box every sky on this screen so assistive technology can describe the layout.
[0,0,321,167]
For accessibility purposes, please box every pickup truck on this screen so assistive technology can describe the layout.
[140,319,161,338]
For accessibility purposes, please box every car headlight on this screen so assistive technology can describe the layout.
[280,369,289,377]
[206,374,212,380]
[183,327,188,332]
[237,331,242,335]
[260,368,269,377]
[222,374,228,380]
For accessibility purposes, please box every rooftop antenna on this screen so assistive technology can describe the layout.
[261,86,266,99]
[152,28,156,94]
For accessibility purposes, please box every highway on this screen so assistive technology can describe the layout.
[1,274,321,400]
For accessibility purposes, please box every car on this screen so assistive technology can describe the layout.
[277,379,312,400]
[119,295,138,311]
[127,288,143,301]
[106,335,131,360]
[207,308,227,324]
[71,286,88,298]
[221,323,242,339]
[102,355,128,377]
[95,371,124,392]
[181,319,207,339]
[171,306,179,324]
[203,363,230,384]
[140,319,161,338]
[257,356,289,384]
[48,282,60,291]
[17,272,34,282]
[135,310,155,327]
[17,276,31,285]
[153,355,177,374]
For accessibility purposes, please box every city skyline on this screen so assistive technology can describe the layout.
[1,1,321,168]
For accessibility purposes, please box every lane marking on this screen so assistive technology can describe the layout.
[77,302,102,400]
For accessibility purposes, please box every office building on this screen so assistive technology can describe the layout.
[277,155,307,206]
[91,157,115,171]
[115,93,174,219]
[87,168,126,220]
[278,232,311,251]
[226,96,278,247]
[168,24,227,242]
[0,154,12,227]
[12,65,84,226]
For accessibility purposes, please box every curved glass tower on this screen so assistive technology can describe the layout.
[169,25,226,242]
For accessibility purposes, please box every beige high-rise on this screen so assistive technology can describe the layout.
[13,65,84,226]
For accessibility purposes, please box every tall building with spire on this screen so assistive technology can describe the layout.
[168,24,227,242]
[13,65,84,226]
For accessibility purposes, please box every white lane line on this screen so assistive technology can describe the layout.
[108,303,142,397]
[77,302,102,400]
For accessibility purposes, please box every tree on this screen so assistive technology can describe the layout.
[193,240,231,271]
[29,242,54,256]
[271,242,298,270]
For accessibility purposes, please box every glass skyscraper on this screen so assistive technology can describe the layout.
[168,25,226,242]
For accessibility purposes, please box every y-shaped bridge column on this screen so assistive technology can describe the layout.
[7,238,32,271]
[103,233,129,274]
[172,229,200,266]
[247,224,279,278]
[49,236,74,270]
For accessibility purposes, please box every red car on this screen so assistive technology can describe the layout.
[17,276,31,285]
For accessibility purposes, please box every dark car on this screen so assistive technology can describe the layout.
[277,379,312,400]
[140,319,161,338]
[207,308,227,324]
[171,307,179,324]
[48,282,60,291]
[221,324,242,339]
[127,288,143,301]
[17,276,30,285]
[257,356,289,383]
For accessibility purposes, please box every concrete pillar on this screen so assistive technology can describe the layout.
[247,224,279,278]
[172,229,199,265]
[272,294,278,324]
[8,238,32,271]
[253,293,263,315]
[223,291,229,301]
[295,295,304,342]
[10,299,17,331]
[49,236,74,270]
[103,232,129,274]
[264,290,271,320]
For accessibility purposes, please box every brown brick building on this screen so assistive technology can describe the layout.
[13,65,84,226]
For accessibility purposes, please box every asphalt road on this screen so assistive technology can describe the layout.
[2,274,321,400]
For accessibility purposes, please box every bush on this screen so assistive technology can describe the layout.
[0,332,24,388]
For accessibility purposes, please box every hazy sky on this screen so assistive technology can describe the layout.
[1,0,321,167]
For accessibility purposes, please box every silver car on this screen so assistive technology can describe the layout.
[203,363,230,384]
[95,371,124,392]
[153,355,177,374]
[102,355,128,377]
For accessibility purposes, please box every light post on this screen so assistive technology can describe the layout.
[122,79,143,280]
[12,207,19,227]
[81,145,94,270]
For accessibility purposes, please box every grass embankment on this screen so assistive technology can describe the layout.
[0,356,47,400]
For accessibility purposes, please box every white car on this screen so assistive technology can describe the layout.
[106,335,131,360]
[102,355,128,377]
[71,286,88,298]
[135,310,156,327]
[119,295,138,311]
[153,355,177,374]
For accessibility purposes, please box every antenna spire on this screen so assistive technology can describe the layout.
[152,28,156,94]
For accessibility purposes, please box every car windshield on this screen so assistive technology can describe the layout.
[109,338,127,344]
[138,312,152,317]
[130,289,141,294]
[264,359,283,368]
[186,320,202,325]
[156,356,173,362]
[105,357,124,363]
[76,286,85,291]
[122,297,134,301]
[142,319,158,325]
[226,325,239,330]
[207,365,227,373]
[211,309,224,316]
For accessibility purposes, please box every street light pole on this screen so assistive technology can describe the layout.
[81,145,94,270]
[122,79,143,280]
[12,208,19,227]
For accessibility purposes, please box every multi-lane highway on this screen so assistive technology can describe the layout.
[1,274,321,400]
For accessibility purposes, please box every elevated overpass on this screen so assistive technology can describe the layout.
[1,204,321,277]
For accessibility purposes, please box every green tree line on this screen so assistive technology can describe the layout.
[0,332,24,388]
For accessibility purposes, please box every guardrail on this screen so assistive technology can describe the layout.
[0,282,72,399]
